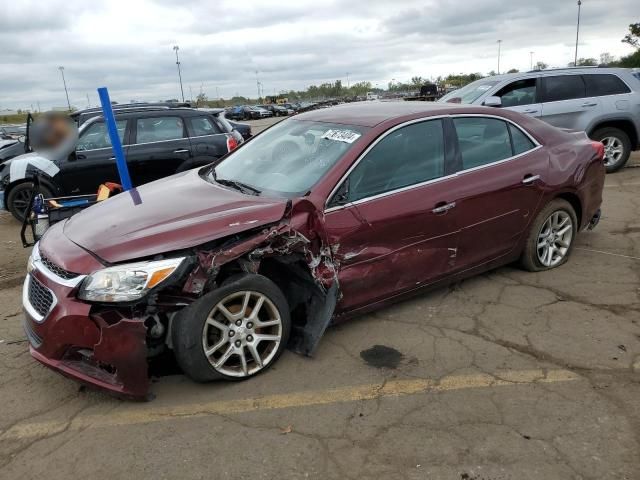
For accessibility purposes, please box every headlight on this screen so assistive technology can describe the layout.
[78,257,185,302]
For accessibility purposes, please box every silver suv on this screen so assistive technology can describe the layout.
[440,68,640,172]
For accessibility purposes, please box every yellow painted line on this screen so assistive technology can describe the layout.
[1,369,579,441]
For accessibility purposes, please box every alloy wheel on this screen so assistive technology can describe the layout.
[12,189,31,213]
[201,290,282,378]
[601,136,624,167]
[536,211,573,267]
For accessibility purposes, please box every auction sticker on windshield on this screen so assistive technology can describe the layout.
[322,129,361,143]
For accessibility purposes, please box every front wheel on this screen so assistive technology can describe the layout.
[591,127,631,173]
[172,274,291,382]
[520,199,578,272]
[7,182,54,221]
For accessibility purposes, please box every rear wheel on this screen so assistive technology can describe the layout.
[7,182,53,221]
[520,199,578,272]
[172,274,291,382]
[591,127,631,173]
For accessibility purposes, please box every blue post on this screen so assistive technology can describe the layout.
[97,87,133,191]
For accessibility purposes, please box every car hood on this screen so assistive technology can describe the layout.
[64,168,289,264]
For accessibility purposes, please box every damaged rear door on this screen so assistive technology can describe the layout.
[323,118,460,311]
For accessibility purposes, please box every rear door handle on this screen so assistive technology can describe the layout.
[432,201,456,214]
[581,102,598,107]
[173,149,190,154]
[522,174,540,184]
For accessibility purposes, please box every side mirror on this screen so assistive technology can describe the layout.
[483,96,502,108]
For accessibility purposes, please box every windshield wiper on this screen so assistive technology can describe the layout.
[211,169,261,195]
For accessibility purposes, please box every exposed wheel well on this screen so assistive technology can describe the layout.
[589,120,638,151]
[555,192,582,229]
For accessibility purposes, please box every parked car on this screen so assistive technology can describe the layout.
[23,102,604,398]
[0,138,26,162]
[0,107,240,220]
[439,67,640,172]
[259,104,290,117]
[0,124,27,140]
[251,106,273,118]
[195,107,247,143]
[226,106,253,121]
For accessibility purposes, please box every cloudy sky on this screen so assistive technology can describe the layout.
[0,0,637,110]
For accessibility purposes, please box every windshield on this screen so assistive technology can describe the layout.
[439,79,501,104]
[210,119,368,196]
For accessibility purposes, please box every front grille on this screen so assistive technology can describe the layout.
[28,276,54,318]
[40,255,79,280]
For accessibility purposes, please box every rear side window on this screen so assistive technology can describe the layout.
[347,120,445,202]
[542,75,586,102]
[584,74,631,96]
[495,78,537,107]
[453,117,512,169]
[509,124,536,155]
[190,116,221,136]
[136,116,185,143]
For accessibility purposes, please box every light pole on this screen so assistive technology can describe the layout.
[346,72,350,89]
[574,0,582,66]
[173,45,185,102]
[58,66,71,111]
[530,51,534,70]
[255,71,261,100]
[497,40,502,74]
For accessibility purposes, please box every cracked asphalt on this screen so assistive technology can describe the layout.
[0,119,638,479]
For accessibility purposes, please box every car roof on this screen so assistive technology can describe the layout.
[293,101,472,127]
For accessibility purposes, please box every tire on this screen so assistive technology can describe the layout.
[591,127,631,173]
[7,182,53,221]
[520,199,578,272]
[172,274,291,383]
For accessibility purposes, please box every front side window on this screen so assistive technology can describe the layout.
[190,116,220,136]
[495,79,537,107]
[346,120,445,203]
[584,74,631,96]
[212,120,368,196]
[542,75,586,102]
[454,117,512,169]
[136,116,185,143]
[76,120,126,151]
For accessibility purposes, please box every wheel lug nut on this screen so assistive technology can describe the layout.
[235,340,241,347]
[247,335,253,342]
[229,330,235,337]
[235,320,242,326]
[247,322,253,329]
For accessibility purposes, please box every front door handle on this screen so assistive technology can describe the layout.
[581,102,598,107]
[522,174,540,184]
[432,201,456,214]
[173,149,190,154]
[522,109,539,114]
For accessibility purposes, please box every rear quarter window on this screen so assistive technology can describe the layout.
[584,74,631,96]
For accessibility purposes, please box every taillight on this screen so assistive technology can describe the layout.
[227,135,238,152]
[590,141,605,161]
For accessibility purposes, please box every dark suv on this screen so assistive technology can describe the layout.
[0,107,241,220]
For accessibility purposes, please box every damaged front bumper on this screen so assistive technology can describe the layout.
[23,262,150,400]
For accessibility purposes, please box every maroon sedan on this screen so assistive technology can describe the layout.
[23,102,605,399]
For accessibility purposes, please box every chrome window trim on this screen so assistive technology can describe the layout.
[30,243,86,288]
[22,275,58,324]
[324,114,541,213]
[75,133,220,153]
